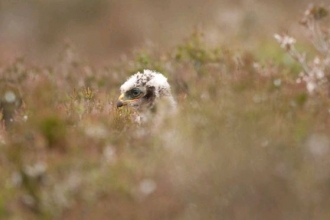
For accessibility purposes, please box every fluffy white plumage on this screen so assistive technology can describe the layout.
[120,70,170,97]
[117,69,176,122]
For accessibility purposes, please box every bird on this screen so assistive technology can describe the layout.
[116,69,176,123]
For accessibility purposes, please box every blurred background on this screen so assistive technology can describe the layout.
[0,0,319,65]
[2,1,330,219]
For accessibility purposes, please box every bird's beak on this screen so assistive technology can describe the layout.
[116,94,126,108]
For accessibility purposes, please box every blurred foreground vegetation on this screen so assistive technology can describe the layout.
[1,3,330,220]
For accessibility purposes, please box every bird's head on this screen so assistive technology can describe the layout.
[117,70,175,112]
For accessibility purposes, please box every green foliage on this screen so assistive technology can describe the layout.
[70,87,95,101]
[307,5,328,20]
[174,31,222,64]
[174,31,223,76]
[130,50,165,75]
[39,115,67,149]
[295,92,308,106]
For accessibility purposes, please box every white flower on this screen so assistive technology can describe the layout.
[4,91,16,103]
[273,79,281,87]
[25,162,47,178]
[315,69,324,79]
[84,124,107,138]
[23,115,28,121]
[313,57,321,65]
[139,179,157,196]
[306,81,316,93]
[274,34,296,50]
[103,145,116,163]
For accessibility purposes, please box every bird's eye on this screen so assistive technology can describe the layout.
[130,88,141,97]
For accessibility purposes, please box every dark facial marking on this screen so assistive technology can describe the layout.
[141,86,156,109]
[144,86,156,100]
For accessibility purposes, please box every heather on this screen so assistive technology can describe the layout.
[1,2,330,220]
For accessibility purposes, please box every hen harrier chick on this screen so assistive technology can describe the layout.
[117,69,176,122]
